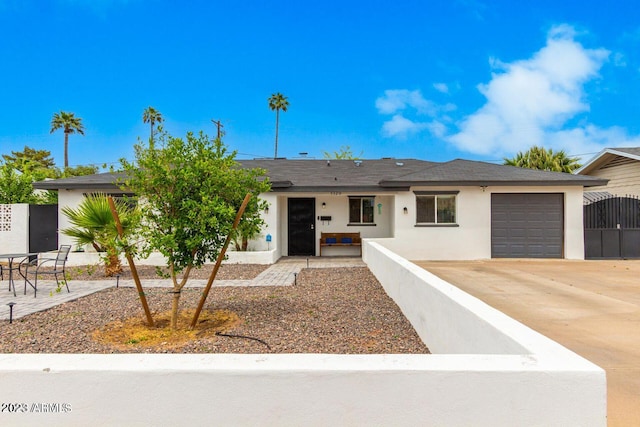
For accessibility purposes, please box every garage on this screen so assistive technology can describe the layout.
[491,193,564,258]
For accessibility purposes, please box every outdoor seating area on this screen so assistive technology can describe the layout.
[0,245,71,298]
[319,232,362,256]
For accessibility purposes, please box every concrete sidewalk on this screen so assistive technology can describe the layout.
[415,259,640,427]
[1,257,365,321]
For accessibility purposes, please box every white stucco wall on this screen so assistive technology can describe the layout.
[56,190,89,250]
[0,203,29,253]
[277,192,395,256]
[378,186,586,260]
[55,185,586,261]
[0,241,606,426]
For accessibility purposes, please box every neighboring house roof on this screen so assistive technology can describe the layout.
[33,158,607,192]
[583,191,614,205]
[575,147,640,175]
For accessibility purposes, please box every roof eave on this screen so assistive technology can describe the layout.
[272,185,409,193]
[575,148,640,175]
[32,182,121,190]
[380,179,609,188]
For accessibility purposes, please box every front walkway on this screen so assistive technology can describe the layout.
[1,257,365,321]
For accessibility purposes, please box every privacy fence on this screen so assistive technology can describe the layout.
[584,195,640,259]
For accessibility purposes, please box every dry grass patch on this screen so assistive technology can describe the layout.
[92,309,241,351]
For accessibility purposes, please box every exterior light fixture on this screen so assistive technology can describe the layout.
[7,302,16,324]
[403,207,408,214]
[322,202,326,209]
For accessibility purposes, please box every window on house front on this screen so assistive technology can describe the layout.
[349,196,375,224]
[415,192,457,224]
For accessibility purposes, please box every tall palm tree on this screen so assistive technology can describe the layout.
[268,93,289,158]
[142,106,163,147]
[50,111,85,168]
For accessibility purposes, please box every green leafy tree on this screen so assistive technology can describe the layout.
[268,92,289,158]
[62,164,100,177]
[0,164,41,204]
[50,111,85,168]
[142,106,163,146]
[62,194,138,276]
[2,146,57,180]
[503,145,581,173]
[120,130,271,329]
[323,145,363,160]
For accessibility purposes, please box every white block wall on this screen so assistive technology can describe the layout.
[0,241,606,426]
[0,203,29,254]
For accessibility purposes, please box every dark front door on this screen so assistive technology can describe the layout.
[29,204,58,253]
[288,198,316,256]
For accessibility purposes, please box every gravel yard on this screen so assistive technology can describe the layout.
[0,265,429,355]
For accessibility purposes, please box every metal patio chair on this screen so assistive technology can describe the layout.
[24,245,72,297]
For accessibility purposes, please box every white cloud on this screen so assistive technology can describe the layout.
[448,24,612,156]
[376,89,456,138]
[433,83,449,94]
[375,89,436,115]
[376,24,637,158]
[381,114,430,138]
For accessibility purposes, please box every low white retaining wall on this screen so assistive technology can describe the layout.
[62,249,279,266]
[0,242,605,426]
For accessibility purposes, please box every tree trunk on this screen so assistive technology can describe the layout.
[104,250,122,277]
[274,109,279,159]
[64,131,69,168]
[170,290,181,330]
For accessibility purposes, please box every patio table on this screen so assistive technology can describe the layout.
[0,253,38,297]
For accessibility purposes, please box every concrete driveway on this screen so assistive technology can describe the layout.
[413,259,640,427]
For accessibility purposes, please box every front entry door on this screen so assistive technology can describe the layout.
[288,198,316,256]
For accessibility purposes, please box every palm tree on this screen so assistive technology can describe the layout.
[62,194,138,276]
[50,111,85,168]
[504,145,581,173]
[142,106,163,146]
[268,93,289,158]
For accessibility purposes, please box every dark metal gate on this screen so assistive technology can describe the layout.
[584,195,640,259]
[29,204,58,253]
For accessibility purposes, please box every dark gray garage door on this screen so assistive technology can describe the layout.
[491,193,564,258]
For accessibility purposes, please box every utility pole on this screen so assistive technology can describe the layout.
[211,119,224,139]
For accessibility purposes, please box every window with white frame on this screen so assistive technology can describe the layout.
[349,196,375,224]
[415,191,458,224]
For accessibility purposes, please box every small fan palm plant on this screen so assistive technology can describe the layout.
[62,194,138,276]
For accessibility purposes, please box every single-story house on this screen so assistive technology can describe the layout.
[575,147,640,197]
[34,158,606,260]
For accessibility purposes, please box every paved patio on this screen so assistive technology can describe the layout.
[1,257,365,321]
[414,259,640,427]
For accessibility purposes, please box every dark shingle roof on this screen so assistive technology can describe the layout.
[33,158,606,191]
[237,159,435,191]
[33,172,128,190]
[381,159,606,187]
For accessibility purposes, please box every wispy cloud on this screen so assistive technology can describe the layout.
[375,89,437,115]
[381,115,429,139]
[376,89,455,138]
[376,24,640,158]
[433,83,449,94]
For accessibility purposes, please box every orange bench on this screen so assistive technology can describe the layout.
[319,232,362,256]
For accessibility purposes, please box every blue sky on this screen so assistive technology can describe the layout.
[1,0,640,169]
